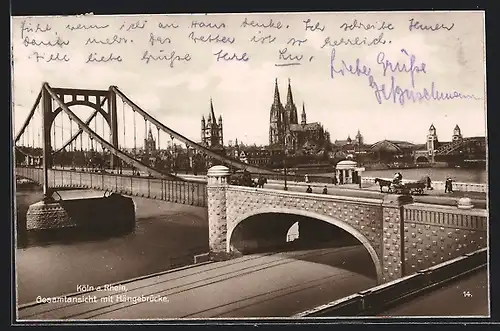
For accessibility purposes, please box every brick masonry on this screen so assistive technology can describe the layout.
[403,204,487,273]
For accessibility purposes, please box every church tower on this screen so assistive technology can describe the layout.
[201,99,223,148]
[144,125,156,153]
[452,124,463,141]
[201,115,206,143]
[427,124,438,162]
[269,78,285,146]
[355,129,363,145]
[284,79,298,128]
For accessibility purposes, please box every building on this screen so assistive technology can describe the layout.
[269,79,330,155]
[414,124,486,165]
[368,139,417,164]
[201,99,224,149]
[334,130,367,154]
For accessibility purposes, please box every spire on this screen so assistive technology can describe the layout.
[301,102,307,125]
[454,124,460,130]
[286,78,294,105]
[210,98,216,122]
[273,78,281,105]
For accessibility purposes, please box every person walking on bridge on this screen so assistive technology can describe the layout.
[322,186,328,194]
[306,185,312,193]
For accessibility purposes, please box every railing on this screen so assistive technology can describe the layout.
[403,203,488,231]
[15,167,207,207]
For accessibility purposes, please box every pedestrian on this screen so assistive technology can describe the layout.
[448,177,454,193]
[426,176,432,190]
[306,185,312,193]
[322,186,328,194]
[305,174,310,183]
[445,177,451,193]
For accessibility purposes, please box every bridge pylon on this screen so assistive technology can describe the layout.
[37,83,121,197]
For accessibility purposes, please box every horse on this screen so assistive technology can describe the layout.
[257,176,268,188]
[374,178,393,193]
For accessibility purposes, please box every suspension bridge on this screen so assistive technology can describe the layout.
[13,84,489,319]
[14,83,276,199]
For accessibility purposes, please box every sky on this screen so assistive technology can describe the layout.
[11,11,486,148]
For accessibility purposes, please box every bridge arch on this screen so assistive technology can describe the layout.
[228,207,383,284]
[51,100,110,129]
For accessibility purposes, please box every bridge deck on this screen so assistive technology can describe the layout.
[18,246,377,320]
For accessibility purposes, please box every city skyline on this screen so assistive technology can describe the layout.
[11,12,486,147]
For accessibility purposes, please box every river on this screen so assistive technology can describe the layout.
[15,188,209,305]
[358,168,486,184]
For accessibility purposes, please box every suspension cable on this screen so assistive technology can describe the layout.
[122,99,125,149]
[157,126,160,150]
[133,108,137,155]
[27,119,31,148]
[61,111,64,149]
[144,118,148,150]
[37,104,41,150]
[102,109,105,153]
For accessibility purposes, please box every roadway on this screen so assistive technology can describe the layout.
[18,244,378,319]
[377,267,489,316]
[30,167,488,208]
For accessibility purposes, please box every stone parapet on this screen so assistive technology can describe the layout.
[380,195,414,283]
[402,202,488,273]
[206,166,231,258]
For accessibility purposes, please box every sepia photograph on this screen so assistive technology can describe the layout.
[11,11,488,320]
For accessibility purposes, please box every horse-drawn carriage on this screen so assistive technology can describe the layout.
[374,178,426,195]
[229,170,268,188]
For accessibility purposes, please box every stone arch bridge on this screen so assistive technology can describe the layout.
[15,166,488,285]
[206,166,488,285]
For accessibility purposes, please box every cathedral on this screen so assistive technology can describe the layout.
[201,99,224,149]
[269,79,330,153]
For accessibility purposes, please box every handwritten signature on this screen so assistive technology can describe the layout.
[329,48,480,105]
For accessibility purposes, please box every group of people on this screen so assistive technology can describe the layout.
[305,185,329,194]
